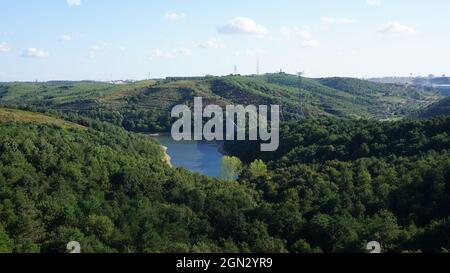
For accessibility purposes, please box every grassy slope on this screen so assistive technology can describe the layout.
[0,107,86,130]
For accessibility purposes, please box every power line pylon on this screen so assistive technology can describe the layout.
[297,71,305,118]
[257,57,260,75]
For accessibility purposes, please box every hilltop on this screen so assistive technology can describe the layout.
[0,74,441,132]
[0,107,86,130]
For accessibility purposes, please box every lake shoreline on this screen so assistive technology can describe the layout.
[148,132,171,137]
[162,145,172,167]
[154,135,224,177]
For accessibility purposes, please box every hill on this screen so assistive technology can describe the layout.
[0,107,86,130]
[419,97,450,118]
[1,93,450,253]
[224,116,450,252]
[0,74,441,132]
[0,116,287,253]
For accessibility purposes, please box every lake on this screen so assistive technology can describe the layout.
[155,135,224,177]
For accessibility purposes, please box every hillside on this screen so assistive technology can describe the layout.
[224,116,450,253]
[2,107,450,252]
[0,107,86,130]
[0,115,288,253]
[419,97,450,118]
[0,74,441,132]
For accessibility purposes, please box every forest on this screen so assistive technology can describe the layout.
[1,75,450,253]
[0,112,450,252]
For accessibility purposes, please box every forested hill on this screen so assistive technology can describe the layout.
[0,107,85,129]
[224,116,450,253]
[1,104,450,252]
[0,74,440,132]
[0,109,287,253]
[419,97,450,118]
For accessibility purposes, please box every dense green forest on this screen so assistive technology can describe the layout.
[224,117,450,252]
[0,117,283,253]
[1,74,450,253]
[419,97,450,118]
[1,109,450,252]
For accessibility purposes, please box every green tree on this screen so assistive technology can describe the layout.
[249,160,267,178]
[0,224,12,253]
[220,156,242,181]
[86,215,114,240]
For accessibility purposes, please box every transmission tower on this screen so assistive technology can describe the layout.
[234,65,238,75]
[257,57,260,75]
[297,71,305,118]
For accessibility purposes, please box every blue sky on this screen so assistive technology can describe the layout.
[0,0,449,81]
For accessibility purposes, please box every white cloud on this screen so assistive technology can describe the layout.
[280,26,319,48]
[0,42,12,52]
[247,48,267,56]
[148,48,192,61]
[60,34,73,42]
[199,38,226,49]
[321,17,355,25]
[280,26,311,40]
[90,45,101,51]
[164,12,186,21]
[217,17,268,35]
[367,0,382,6]
[148,49,173,60]
[88,45,102,58]
[173,47,192,56]
[66,0,81,6]
[378,21,419,35]
[301,40,320,48]
[118,45,126,51]
[21,48,49,58]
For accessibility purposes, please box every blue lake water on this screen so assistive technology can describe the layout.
[155,135,224,177]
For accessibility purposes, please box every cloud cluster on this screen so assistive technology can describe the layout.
[280,27,320,48]
[148,48,192,60]
[199,38,226,49]
[321,17,355,25]
[66,0,81,6]
[60,34,73,42]
[164,12,186,21]
[21,48,49,58]
[280,26,311,40]
[217,17,268,35]
[0,42,12,52]
[367,0,382,6]
[379,21,418,35]
[88,45,102,58]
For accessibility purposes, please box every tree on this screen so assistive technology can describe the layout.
[220,156,242,181]
[86,215,114,240]
[0,224,12,253]
[249,160,267,178]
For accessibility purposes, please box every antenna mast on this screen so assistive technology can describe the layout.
[257,57,260,75]
[297,71,305,118]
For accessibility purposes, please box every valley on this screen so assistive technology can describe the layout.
[1,74,450,253]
